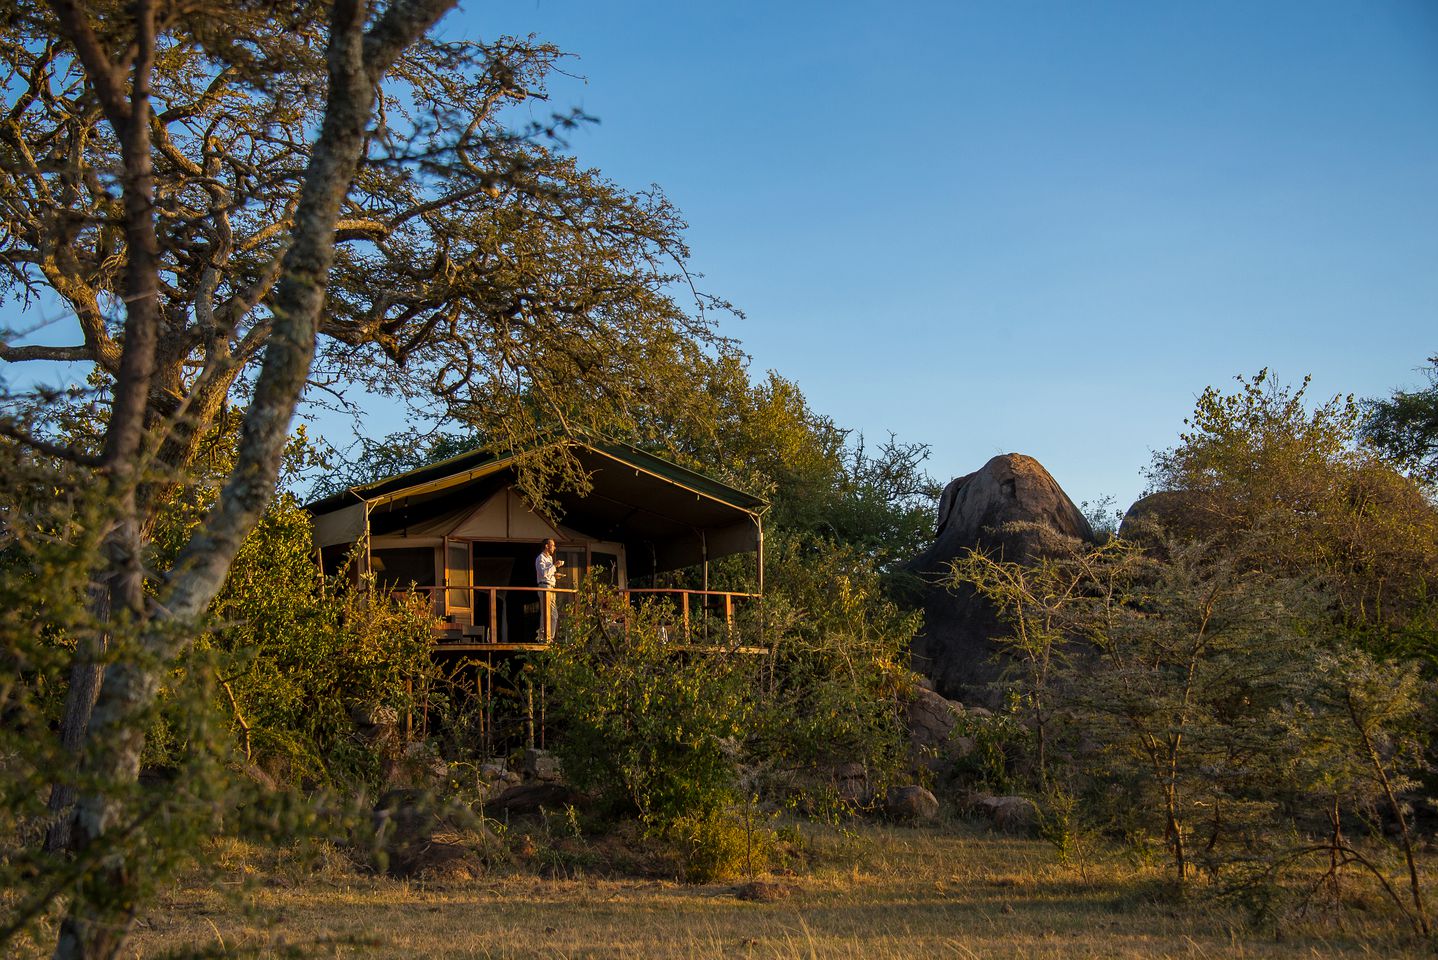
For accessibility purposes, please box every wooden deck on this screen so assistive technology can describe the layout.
[400,585,764,652]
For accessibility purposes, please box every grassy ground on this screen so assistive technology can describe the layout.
[35,818,1419,959]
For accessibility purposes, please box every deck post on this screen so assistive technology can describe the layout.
[525,676,535,749]
[485,655,494,756]
[476,661,485,744]
[756,514,767,656]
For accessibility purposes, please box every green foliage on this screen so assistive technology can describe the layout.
[948,533,1114,787]
[137,427,434,787]
[950,701,1030,794]
[1073,539,1325,879]
[941,369,1438,935]
[752,535,920,788]
[638,363,940,577]
[308,429,486,501]
[206,539,434,786]
[0,474,435,953]
[0,6,754,954]
[1271,647,1433,934]
[1035,781,1098,872]
[1363,354,1438,487]
[1148,369,1364,513]
[541,583,756,823]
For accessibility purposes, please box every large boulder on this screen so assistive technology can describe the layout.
[905,682,964,746]
[907,454,1094,704]
[1119,488,1244,547]
[974,794,1038,834]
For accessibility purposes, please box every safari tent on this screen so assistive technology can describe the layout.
[305,439,766,648]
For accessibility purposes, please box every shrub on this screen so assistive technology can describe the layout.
[750,535,919,793]
[153,497,435,787]
[541,582,756,823]
[661,805,774,883]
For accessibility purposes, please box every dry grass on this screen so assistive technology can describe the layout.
[10,819,1430,959]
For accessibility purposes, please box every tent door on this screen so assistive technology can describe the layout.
[445,539,472,625]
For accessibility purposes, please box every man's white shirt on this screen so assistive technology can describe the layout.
[535,552,558,587]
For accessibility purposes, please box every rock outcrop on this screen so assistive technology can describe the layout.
[907,454,1094,704]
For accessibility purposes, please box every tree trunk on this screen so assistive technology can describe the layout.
[42,610,106,852]
[51,2,457,955]
[42,0,162,857]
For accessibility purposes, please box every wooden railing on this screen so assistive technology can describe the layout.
[397,585,760,647]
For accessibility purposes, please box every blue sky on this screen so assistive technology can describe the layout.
[454,0,1438,511]
[3,3,1433,515]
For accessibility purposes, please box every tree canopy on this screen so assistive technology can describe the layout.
[0,2,737,484]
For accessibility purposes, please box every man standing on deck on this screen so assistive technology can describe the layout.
[535,538,564,638]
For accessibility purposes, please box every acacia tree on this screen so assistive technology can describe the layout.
[0,2,735,956]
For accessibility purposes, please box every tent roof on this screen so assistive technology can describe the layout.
[304,439,767,572]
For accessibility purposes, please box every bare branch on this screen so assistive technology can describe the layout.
[45,0,132,128]
[0,342,93,363]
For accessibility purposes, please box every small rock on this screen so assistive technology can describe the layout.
[522,748,563,782]
[977,795,1037,833]
[389,742,448,787]
[487,782,572,817]
[905,686,966,748]
[736,881,792,902]
[830,763,871,805]
[884,785,940,823]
